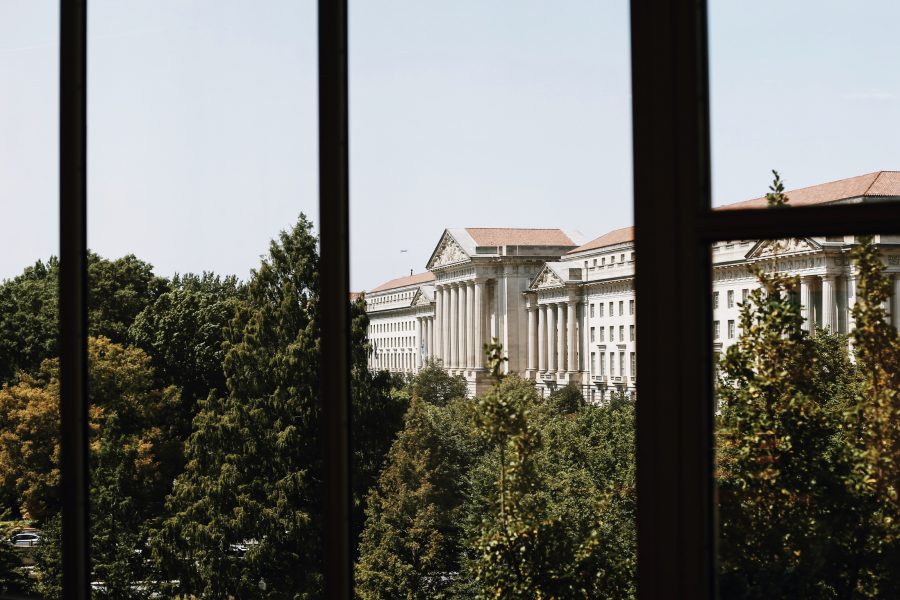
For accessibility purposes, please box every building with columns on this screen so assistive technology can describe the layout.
[364,171,900,400]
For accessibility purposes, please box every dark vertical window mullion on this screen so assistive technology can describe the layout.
[318,0,353,598]
[631,0,714,598]
[59,0,91,598]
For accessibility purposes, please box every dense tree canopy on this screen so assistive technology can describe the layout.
[717,238,900,598]
[1,202,897,598]
[0,253,168,384]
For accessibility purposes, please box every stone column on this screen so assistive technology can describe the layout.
[443,288,451,363]
[474,279,485,369]
[567,299,577,372]
[449,284,459,368]
[546,304,556,372]
[433,287,443,364]
[800,275,814,332]
[527,304,537,371]
[456,282,469,369]
[466,281,475,368]
[557,302,566,373]
[427,317,434,360]
[415,317,422,369]
[538,304,547,372]
[893,274,900,331]
[847,274,857,334]
[822,275,836,332]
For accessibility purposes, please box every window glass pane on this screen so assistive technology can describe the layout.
[350,2,636,596]
[86,1,319,596]
[0,1,60,595]
[713,228,900,596]
[710,2,900,209]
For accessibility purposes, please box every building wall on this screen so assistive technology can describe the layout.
[366,235,900,401]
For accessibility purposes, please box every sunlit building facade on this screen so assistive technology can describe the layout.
[365,172,900,399]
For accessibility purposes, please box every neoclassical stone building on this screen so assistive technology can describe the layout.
[364,171,900,400]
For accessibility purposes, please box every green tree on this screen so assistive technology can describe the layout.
[848,236,900,595]
[0,258,59,384]
[88,253,169,344]
[716,268,876,598]
[0,337,179,598]
[355,397,471,599]
[468,344,586,599]
[129,272,244,402]
[351,293,410,556]
[407,358,469,407]
[0,253,168,385]
[158,215,324,598]
[546,382,586,415]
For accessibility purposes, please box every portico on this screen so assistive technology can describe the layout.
[525,262,586,392]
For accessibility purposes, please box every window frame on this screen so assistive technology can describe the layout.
[632,2,900,599]
[54,0,900,598]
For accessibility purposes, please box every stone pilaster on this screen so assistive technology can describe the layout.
[546,303,556,372]
[822,274,836,332]
[567,298,577,372]
[557,302,566,373]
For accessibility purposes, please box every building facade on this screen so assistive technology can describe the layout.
[364,172,900,400]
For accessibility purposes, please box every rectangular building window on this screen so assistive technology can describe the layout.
[620,352,625,376]
[590,327,595,342]
[610,352,615,376]
[609,326,615,342]
[727,290,734,308]
[630,352,636,377]
[714,320,720,339]
[619,325,625,341]
[591,351,596,373]
[599,328,605,342]
[728,319,735,339]
[713,291,720,309]
[619,300,624,315]
[609,301,614,316]
[590,303,595,318]
[629,299,635,315]
[599,303,605,317]
[600,353,606,376]
[742,288,749,303]
[630,325,635,341]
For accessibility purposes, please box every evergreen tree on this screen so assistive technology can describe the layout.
[350,294,410,557]
[158,215,324,598]
[356,397,469,599]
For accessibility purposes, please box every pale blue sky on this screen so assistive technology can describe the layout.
[1,1,898,290]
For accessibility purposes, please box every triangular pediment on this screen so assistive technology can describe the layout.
[747,237,822,259]
[412,286,434,306]
[426,231,471,270]
[529,264,565,290]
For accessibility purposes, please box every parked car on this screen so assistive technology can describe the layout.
[10,532,41,547]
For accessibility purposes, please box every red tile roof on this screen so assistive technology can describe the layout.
[566,226,634,254]
[717,171,900,210]
[369,271,435,293]
[465,228,576,247]
[349,292,361,301]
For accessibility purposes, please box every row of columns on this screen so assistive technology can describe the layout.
[432,280,487,370]
[526,298,579,373]
[414,315,435,369]
[800,272,900,333]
